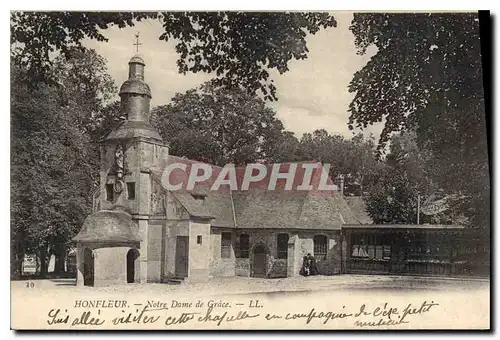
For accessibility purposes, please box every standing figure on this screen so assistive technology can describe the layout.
[308,253,319,276]
[299,255,310,276]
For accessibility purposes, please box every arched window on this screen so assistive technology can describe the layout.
[313,235,327,261]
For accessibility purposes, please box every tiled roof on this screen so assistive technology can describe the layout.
[233,189,357,230]
[150,156,359,230]
[171,192,214,220]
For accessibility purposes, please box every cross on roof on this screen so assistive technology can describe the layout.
[133,32,142,53]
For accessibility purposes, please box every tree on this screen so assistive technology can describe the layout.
[348,13,489,232]
[10,48,118,277]
[363,132,430,224]
[52,48,118,128]
[11,11,336,100]
[295,130,378,195]
[264,131,301,164]
[151,82,293,166]
[11,78,93,276]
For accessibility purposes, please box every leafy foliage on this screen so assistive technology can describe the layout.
[10,49,118,277]
[363,132,430,224]
[11,78,93,275]
[296,130,379,195]
[348,13,483,145]
[11,11,336,100]
[151,82,292,166]
[159,12,336,100]
[10,12,155,84]
[348,13,489,231]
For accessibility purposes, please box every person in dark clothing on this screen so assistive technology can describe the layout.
[307,253,319,276]
[299,255,310,276]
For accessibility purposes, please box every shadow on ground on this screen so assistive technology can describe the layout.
[50,278,76,286]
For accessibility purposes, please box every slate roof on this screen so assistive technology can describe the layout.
[233,189,358,230]
[345,196,373,225]
[103,120,162,142]
[170,191,214,220]
[149,156,361,230]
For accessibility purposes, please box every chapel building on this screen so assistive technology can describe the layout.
[73,54,471,287]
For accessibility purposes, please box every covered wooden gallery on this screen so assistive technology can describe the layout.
[340,224,476,276]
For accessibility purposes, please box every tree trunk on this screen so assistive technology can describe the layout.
[54,243,66,274]
[39,247,48,277]
[11,231,25,279]
[11,249,24,280]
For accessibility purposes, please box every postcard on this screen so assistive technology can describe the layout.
[10,10,491,330]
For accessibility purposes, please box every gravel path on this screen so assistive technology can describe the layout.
[11,274,489,297]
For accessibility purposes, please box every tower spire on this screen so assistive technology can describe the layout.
[133,32,142,53]
[117,36,151,121]
[104,37,163,143]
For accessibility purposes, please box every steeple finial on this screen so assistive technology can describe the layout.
[133,32,142,53]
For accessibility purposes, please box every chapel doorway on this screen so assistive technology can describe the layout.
[126,249,140,283]
[252,244,268,278]
[83,248,94,286]
[175,236,189,278]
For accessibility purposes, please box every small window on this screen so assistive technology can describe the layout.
[313,235,328,261]
[277,233,289,259]
[197,235,202,245]
[221,232,232,258]
[237,234,249,258]
[127,182,135,200]
[106,183,114,202]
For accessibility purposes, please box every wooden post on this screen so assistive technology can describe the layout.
[417,194,421,225]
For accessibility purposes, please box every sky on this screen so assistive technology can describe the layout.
[83,11,382,140]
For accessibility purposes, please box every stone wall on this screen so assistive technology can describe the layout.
[93,246,130,286]
[287,235,301,277]
[209,229,235,277]
[207,228,342,279]
[187,221,211,283]
[235,258,250,277]
[232,229,342,277]
[76,243,140,287]
[164,220,189,279]
[99,140,168,215]
[147,223,163,282]
[316,233,342,275]
[294,230,342,275]
[268,259,287,278]
[233,229,288,278]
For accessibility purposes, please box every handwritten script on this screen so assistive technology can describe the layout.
[46,298,439,329]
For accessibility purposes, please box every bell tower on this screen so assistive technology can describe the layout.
[74,35,169,286]
[97,48,168,283]
[99,52,167,213]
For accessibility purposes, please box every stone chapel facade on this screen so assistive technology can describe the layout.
[73,54,364,287]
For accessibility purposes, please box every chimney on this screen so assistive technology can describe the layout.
[338,175,345,196]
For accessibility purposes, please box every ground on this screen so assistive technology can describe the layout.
[11,274,490,297]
